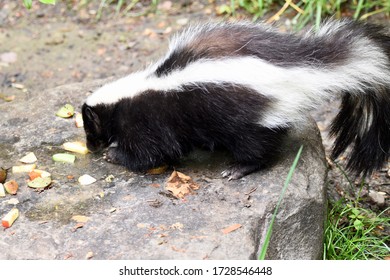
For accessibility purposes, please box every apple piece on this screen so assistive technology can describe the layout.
[56,104,74,118]
[4,180,18,195]
[63,141,89,155]
[12,164,36,173]
[78,174,97,185]
[19,152,38,164]
[75,112,84,128]
[0,183,5,197]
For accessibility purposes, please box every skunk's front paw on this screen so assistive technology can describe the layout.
[221,163,260,180]
[103,147,123,165]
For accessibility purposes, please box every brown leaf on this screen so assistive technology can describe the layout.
[165,171,200,199]
[71,215,90,223]
[71,223,85,232]
[222,224,242,234]
[171,246,186,253]
[147,165,168,175]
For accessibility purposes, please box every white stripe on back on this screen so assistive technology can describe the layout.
[86,39,388,127]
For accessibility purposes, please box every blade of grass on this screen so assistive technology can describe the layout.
[354,0,365,19]
[258,145,304,260]
[116,0,124,14]
[315,0,323,30]
[23,0,33,9]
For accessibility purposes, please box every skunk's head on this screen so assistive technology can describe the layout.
[81,103,113,153]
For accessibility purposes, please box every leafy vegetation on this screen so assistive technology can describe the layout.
[23,0,56,9]
[219,0,390,29]
[324,201,389,259]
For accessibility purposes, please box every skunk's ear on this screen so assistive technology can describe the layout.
[82,104,100,126]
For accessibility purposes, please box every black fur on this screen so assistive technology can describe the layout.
[330,90,390,175]
[83,83,287,178]
[83,19,390,179]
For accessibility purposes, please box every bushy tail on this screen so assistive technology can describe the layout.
[329,21,390,175]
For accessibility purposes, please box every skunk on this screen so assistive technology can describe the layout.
[82,19,390,180]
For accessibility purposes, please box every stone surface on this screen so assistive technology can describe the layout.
[0,80,327,259]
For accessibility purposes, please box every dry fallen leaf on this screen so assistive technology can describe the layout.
[171,246,186,253]
[71,223,85,232]
[147,165,168,175]
[222,223,242,234]
[165,170,199,199]
[71,215,90,223]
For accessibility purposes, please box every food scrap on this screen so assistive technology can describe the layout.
[28,177,52,190]
[75,112,84,128]
[29,169,51,181]
[56,104,75,118]
[165,170,200,199]
[19,152,38,164]
[2,208,19,228]
[78,174,97,185]
[4,180,18,195]
[52,153,76,163]
[0,183,5,197]
[63,141,89,155]
[12,164,36,173]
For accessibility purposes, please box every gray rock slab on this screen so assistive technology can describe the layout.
[0,80,327,260]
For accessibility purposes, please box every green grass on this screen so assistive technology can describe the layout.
[95,0,160,19]
[259,145,303,259]
[324,201,390,259]
[323,163,390,260]
[26,1,389,27]
[221,0,390,29]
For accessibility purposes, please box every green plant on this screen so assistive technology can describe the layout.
[219,0,390,30]
[23,0,56,9]
[93,0,160,19]
[324,201,390,259]
[219,0,278,20]
[258,145,304,259]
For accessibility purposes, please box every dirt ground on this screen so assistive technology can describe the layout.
[1,1,389,215]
